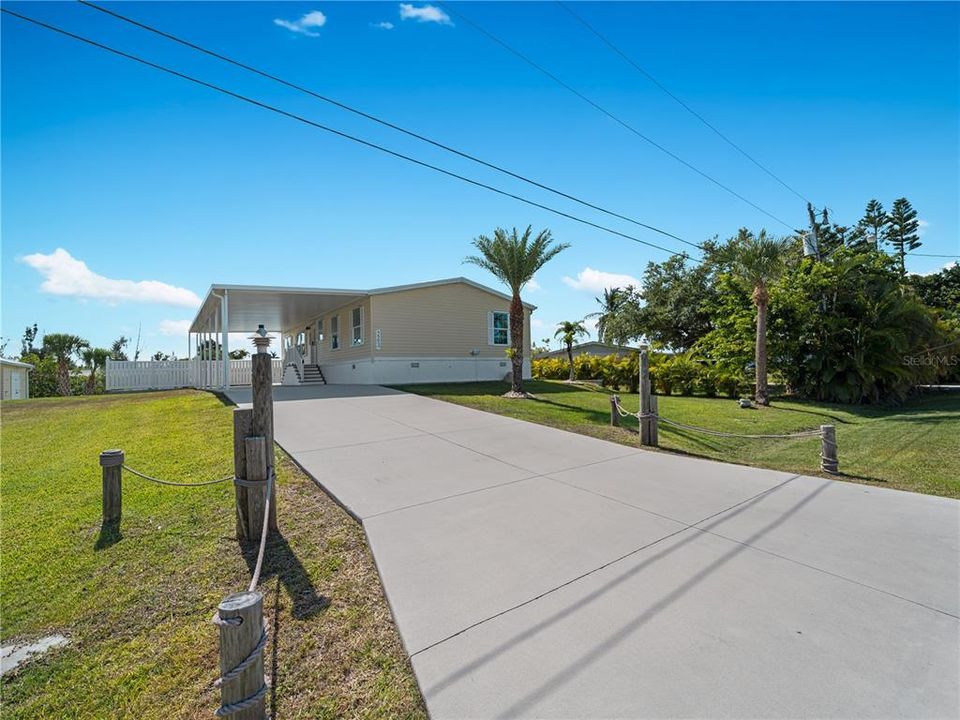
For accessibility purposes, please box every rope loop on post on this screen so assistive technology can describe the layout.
[213,620,269,688]
[214,683,268,718]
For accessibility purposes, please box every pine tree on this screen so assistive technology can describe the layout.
[883,198,921,275]
[850,199,886,250]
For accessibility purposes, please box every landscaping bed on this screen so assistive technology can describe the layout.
[396,380,960,499]
[0,390,426,719]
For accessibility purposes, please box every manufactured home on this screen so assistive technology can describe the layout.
[186,277,534,388]
[1,358,33,400]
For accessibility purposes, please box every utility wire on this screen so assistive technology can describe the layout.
[77,0,698,250]
[2,7,693,259]
[556,1,812,206]
[440,2,800,232]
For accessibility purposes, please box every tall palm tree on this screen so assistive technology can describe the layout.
[585,287,625,344]
[81,347,110,394]
[555,320,590,381]
[43,333,88,396]
[465,226,569,395]
[727,229,790,406]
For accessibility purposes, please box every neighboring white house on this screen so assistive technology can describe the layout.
[185,277,534,387]
[1,358,33,400]
[535,341,639,360]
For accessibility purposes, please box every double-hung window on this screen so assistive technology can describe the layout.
[352,307,364,346]
[330,315,340,350]
[489,311,510,346]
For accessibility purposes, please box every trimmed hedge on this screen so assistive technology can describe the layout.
[532,352,751,398]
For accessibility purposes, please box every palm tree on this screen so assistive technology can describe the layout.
[81,347,110,394]
[555,320,590,381]
[43,333,88,396]
[465,226,569,395]
[585,287,626,343]
[727,229,790,406]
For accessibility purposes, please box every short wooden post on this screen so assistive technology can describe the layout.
[99,449,124,525]
[820,424,838,474]
[250,337,277,532]
[639,349,653,446]
[245,437,268,540]
[233,408,253,540]
[216,591,266,720]
[610,394,620,427]
[650,394,659,446]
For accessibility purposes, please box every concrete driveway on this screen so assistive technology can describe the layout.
[226,385,960,719]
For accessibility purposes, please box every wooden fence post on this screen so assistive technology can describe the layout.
[610,394,620,427]
[650,394,659,447]
[216,591,266,720]
[639,349,653,446]
[233,408,253,540]
[250,336,277,532]
[244,437,269,540]
[99,449,124,525]
[820,424,838,474]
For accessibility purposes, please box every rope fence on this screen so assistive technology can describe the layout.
[610,396,838,473]
[99,448,276,718]
[121,464,235,487]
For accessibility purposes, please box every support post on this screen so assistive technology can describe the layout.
[216,591,266,720]
[820,424,838,474]
[245,436,268,540]
[99,449,124,525]
[639,348,653,446]
[221,290,230,390]
[610,394,620,427]
[251,333,277,531]
[233,408,253,540]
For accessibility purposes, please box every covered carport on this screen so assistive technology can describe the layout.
[188,284,366,389]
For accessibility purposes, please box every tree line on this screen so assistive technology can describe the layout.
[585,198,958,404]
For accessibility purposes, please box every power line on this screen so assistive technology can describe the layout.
[77,0,699,251]
[1,7,694,260]
[556,1,813,206]
[440,2,800,233]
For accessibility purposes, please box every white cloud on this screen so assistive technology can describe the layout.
[562,267,641,293]
[274,10,327,37]
[917,219,930,237]
[399,3,452,25]
[20,249,201,307]
[525,277,541,292]
[159,319,191,336]
[372,20,395,30]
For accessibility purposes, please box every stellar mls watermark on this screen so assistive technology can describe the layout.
[903,341,960,366]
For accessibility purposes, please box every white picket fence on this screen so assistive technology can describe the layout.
[106,358,284,392]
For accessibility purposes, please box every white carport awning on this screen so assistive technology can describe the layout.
[190,284,368,333]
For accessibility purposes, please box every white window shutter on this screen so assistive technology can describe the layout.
[487,311,494,345]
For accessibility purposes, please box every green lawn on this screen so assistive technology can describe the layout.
[396,380,960,499]
[0,391,425,720]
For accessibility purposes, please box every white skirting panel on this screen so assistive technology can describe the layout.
[319,357,532,385]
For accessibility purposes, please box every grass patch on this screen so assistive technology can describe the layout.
[0,390,426,719]
[395,381,960,499]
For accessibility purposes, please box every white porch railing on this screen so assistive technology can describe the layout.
[106,358,284,392]
[283,346,305,380]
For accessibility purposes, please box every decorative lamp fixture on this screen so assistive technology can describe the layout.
[251,324,272,353]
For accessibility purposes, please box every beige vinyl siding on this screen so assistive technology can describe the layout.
[288,297,373,364]
[370,282,532,359]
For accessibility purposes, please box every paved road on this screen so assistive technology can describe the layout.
[227,385,960,719]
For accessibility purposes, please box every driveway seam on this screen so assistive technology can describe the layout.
[547,473,960,622]
[409,474,804,657]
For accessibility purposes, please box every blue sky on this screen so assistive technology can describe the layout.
[3,1,958,358]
